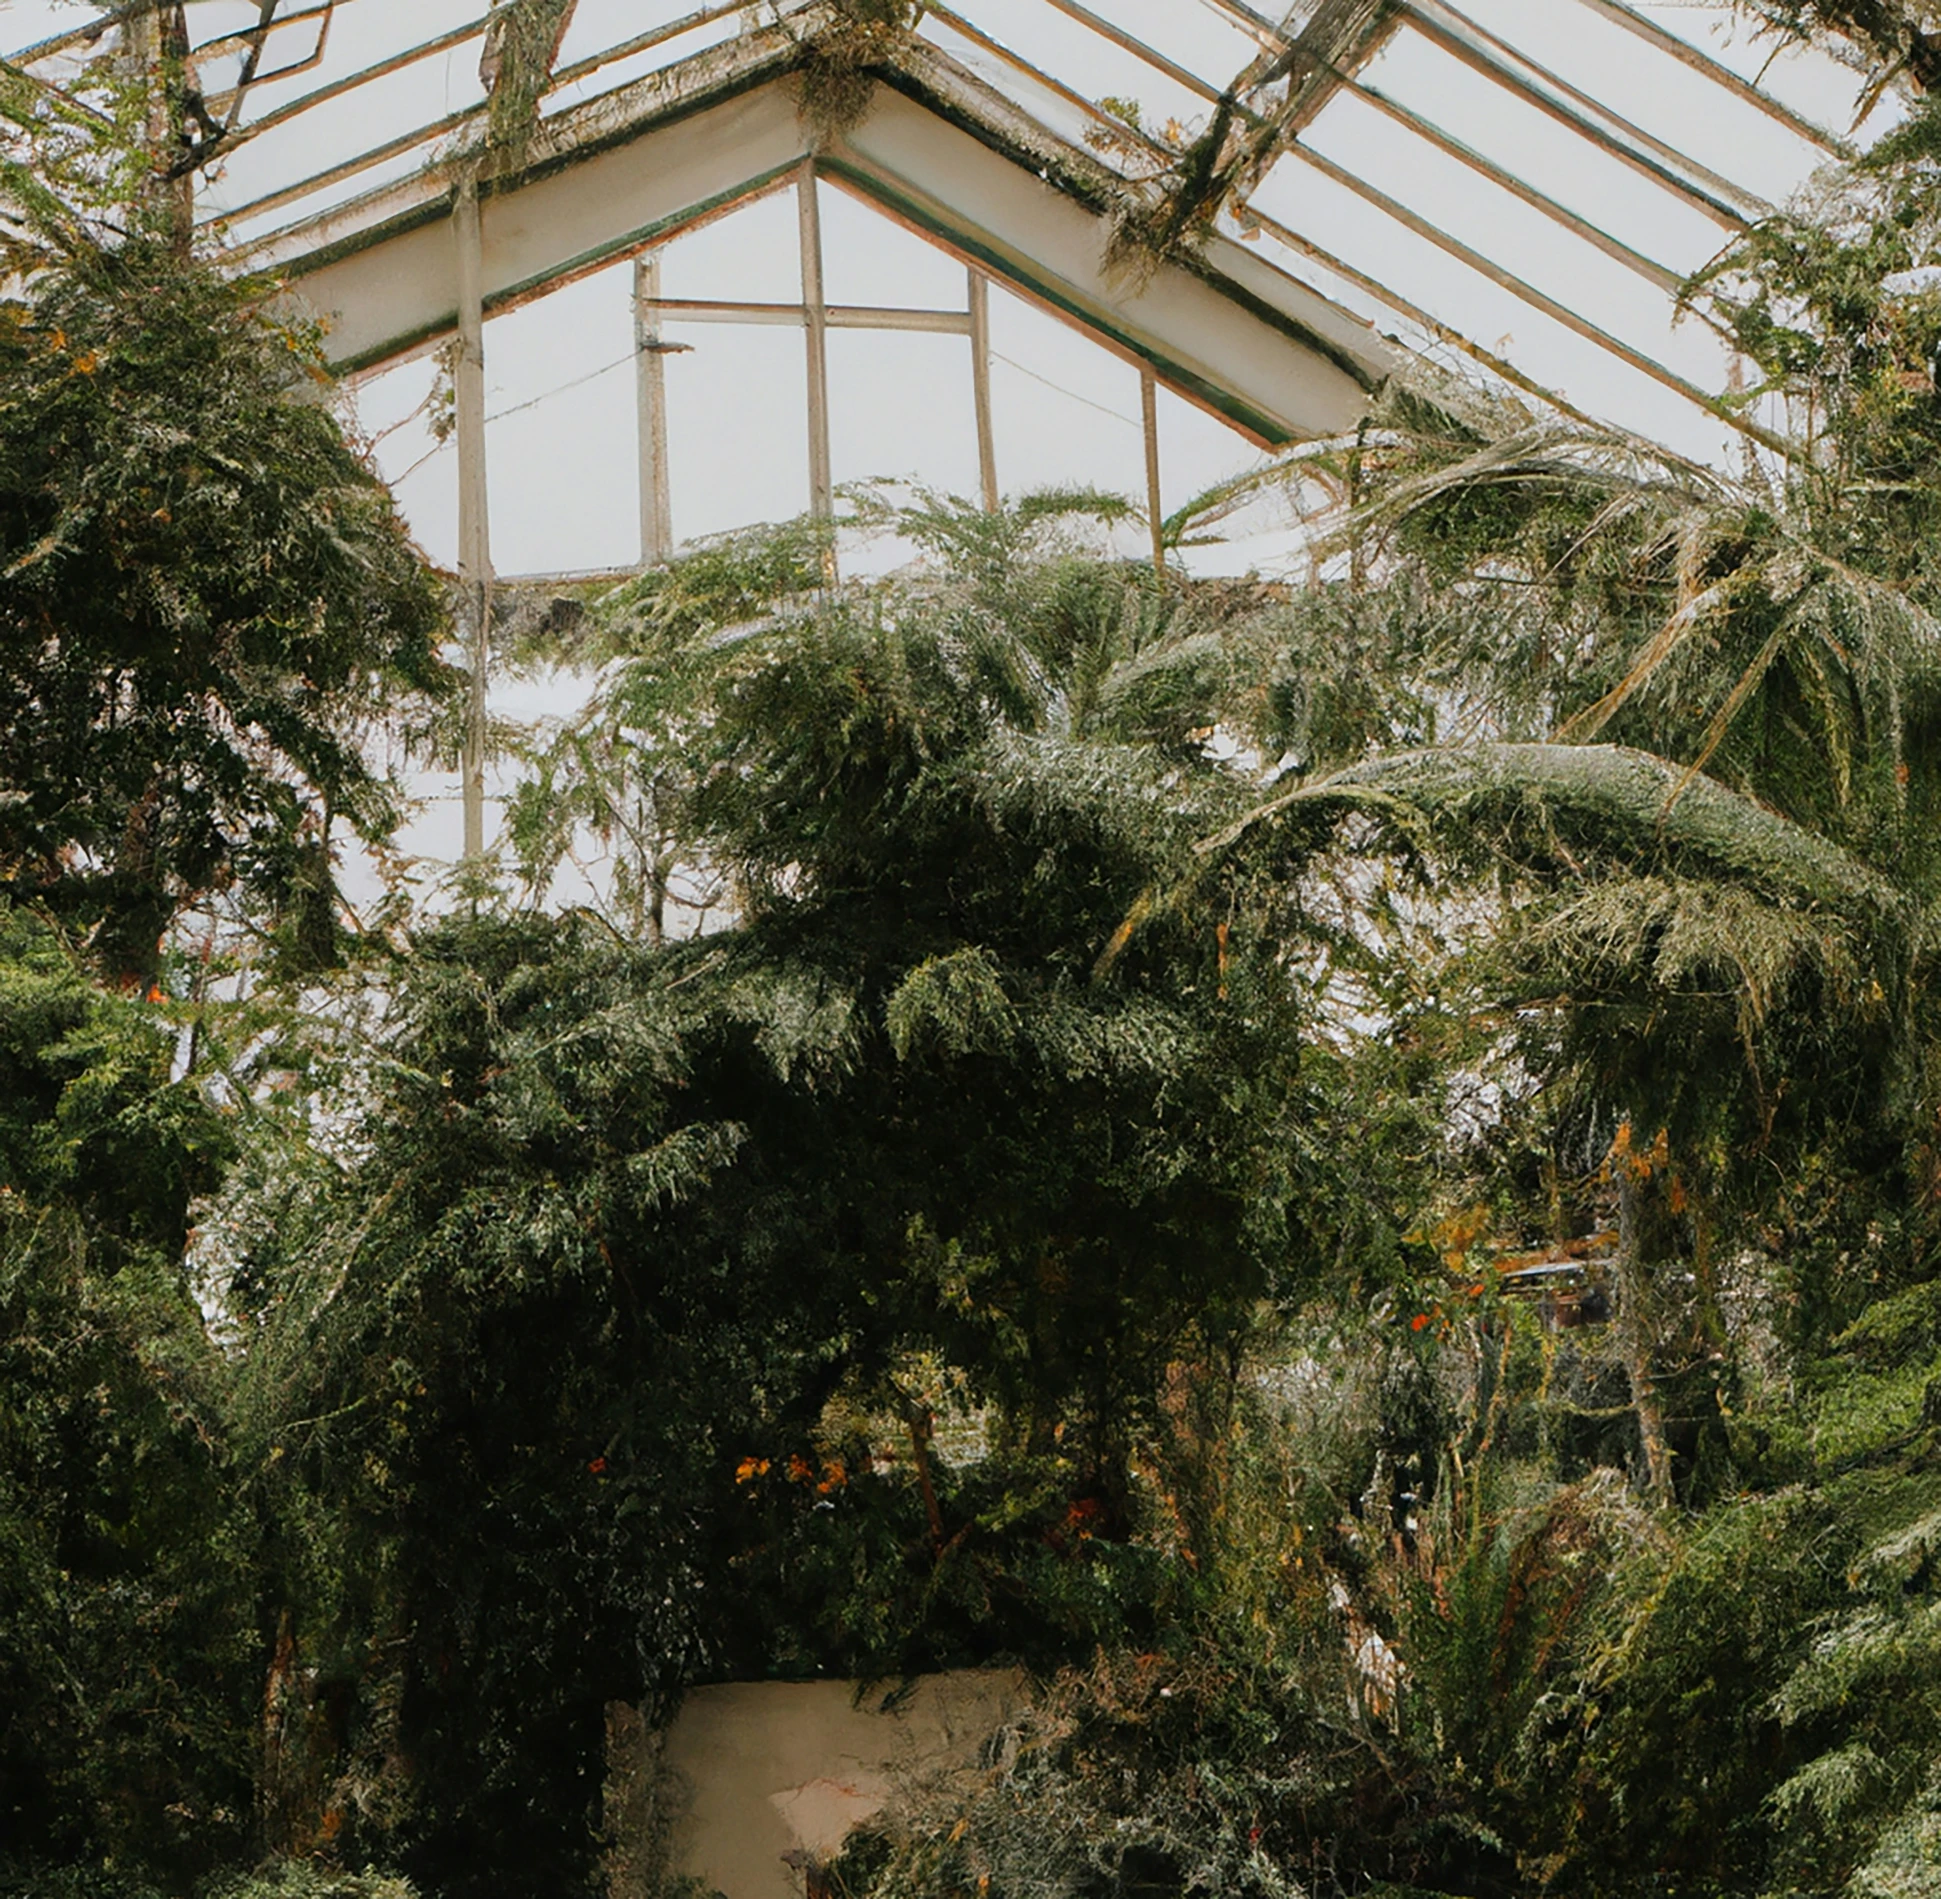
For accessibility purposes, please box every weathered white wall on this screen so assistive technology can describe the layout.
[649,1671,1024,1899]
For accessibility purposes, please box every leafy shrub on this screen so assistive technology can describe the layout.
[203,1863,421,1899]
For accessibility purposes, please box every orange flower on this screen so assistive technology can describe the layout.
[1410,1313,1430,1332]
[734,1456,770,1484]
[587,1456,608,1475]
[787,1453,816,1484]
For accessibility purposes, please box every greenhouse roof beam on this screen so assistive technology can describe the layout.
[1278,139,1788,453]
[910,6,1735,436]
[255,27,1393,444]
[1401,0,1767,226]
[201,0,750,234]
[1567,0,1854,156]
[981,0,1680,294]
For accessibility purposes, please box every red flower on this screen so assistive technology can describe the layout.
[1410,1313,1430,1332]
[587,1456,608,1475]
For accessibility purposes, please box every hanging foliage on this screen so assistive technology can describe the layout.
[478,0,578,166]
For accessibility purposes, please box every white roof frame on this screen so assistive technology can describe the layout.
[250,21,1394,446]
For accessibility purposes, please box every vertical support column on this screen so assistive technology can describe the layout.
[125,4,193,243]
[634,252,675,566]
[454,175,494,863]
[1141,367,1165,584]
[796,160,836,579]
[968,268,999,514]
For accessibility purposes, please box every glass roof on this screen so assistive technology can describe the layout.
[16,7,1881,448]
[0,0,1899,879]
[3,2,1893,526]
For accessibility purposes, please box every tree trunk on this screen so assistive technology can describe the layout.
[1616,1165,1674,1506]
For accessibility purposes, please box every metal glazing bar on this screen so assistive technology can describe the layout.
[639,298,973,333]
[1281,141,1790,454]
[1242,199,1613,433]
[454,176,493,861]
[923,5,1148,166]
[16,0,171,63]
[209,103,477,230]
[1265,0,1409,138]
[188,0,325,67]
[970,269,999,513]
[214,1,286,131]
[1345,79,1682,291]
[1190,0,1405,130]
[635,253,674,566]
[798,162,836,569]
[1568,0,1853,156]
[1034,0,1228,104]
[202,10,486,141]
[1142,368,1165,582]
[1194,0,1296,40]
[1194,0,1762,228]
[216,10,337,122]
[1402,0,1766,225]
[195,0,746,226]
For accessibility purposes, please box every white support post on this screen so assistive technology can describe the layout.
[968,268,998,514]
[634,251,675,566]
[796,160,836,578]
[1141,367,1165,584]
[454,175,494,862]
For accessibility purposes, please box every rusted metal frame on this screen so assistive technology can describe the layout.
[1271,0,1407,139]
[17,0,324,122]
[1191,0,1404,136]
[1403,0,1766,226]
[195,0,747,229]
[1341,78,1681,291]
[640,297,973,333]
[493,0,749,109]
[1242,199,1612,433]
[1568,0,1852,157]
[919,2,1268,206]
[899,7,1448,414]
[1281,141,1791,455]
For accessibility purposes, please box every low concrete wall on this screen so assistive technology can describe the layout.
[644,1671,1023,1899]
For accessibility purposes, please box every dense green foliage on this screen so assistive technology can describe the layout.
[19,10,1941,1897]
[226,517,1337,1897]
[0,240,446,982]
[0,904,254,1880]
